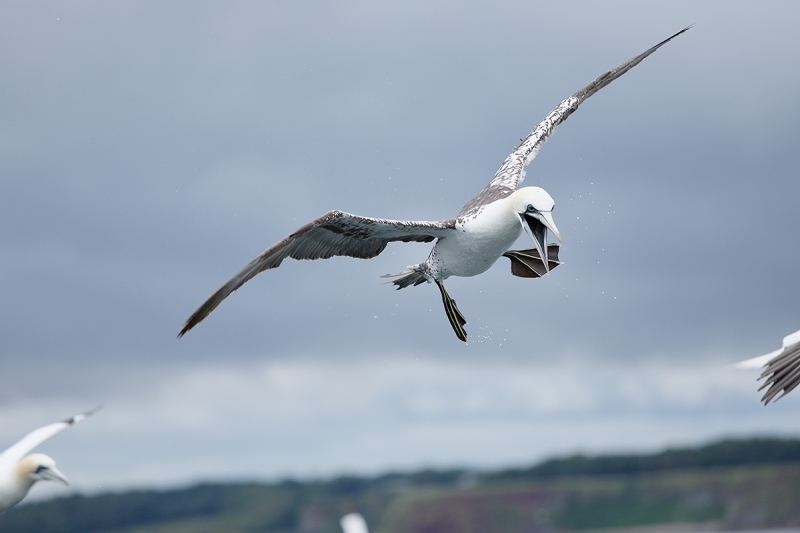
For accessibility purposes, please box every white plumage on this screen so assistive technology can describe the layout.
[0,409,96,513]
[341,512,369,533]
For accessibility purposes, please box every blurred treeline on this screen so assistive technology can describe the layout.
[2,437,800,533]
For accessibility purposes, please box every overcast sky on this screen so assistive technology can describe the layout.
[2,1,800,501]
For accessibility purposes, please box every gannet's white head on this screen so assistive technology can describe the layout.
[508,187,561,272]
[0,453,69,512]
[15,453,69,489]
[340,512,369,533]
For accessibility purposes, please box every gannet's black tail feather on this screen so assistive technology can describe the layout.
[503,244,562,278]
[436,280,467,343]
[381,267,428,289]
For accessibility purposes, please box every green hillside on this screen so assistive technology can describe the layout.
[488,437,800,480]
[2,437,800,533]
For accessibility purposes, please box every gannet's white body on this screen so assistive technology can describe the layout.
[0,410,96,513]
[733,329,800,404]
[180,27,690,342]
[426,188,558,280]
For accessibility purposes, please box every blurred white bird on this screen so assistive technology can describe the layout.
[179,27,690,343]
[733,328,800,404]
[0,409,97,512]
[341,512,369,533]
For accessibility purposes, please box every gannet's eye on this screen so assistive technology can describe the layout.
[35,465,47,474]
[526,204,535,212]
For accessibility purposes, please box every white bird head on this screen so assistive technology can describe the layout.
[16,453,69,486]
[510,187,561,272]
[340,512,369,533]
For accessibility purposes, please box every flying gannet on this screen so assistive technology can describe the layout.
[733,328,800,404]
[179,27,691,343]
[341,512,369,533]
[0,409,97,513]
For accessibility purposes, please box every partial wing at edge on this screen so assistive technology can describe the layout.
[0,409,97,470]
[758,329,800,404]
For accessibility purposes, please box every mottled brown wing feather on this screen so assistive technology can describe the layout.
[179,210,455,337]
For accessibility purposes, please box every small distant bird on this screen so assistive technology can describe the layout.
[179,27,690,343]
[0,409,97,512]
[341,512,369,533]
[733,328,800,404]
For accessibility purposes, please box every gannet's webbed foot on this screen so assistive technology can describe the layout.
[435,280,467,343]
[503,244,561,278]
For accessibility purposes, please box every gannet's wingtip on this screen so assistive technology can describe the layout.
[178,316,197,338]
[65,405,102,425]
[661,25,692,44]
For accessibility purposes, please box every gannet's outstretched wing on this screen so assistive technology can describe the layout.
[734,329,800,404]
[0,409,98,471]
[179,211,456,336]
[459,26,691,218]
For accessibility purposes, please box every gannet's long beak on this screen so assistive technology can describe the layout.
[537,211,561,244]
[520,211,561,273]
[40,466,70,485]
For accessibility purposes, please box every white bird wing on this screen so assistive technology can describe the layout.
[179,210,456,336]
[732,330,800,368]
[459,26,691,218]
[731,350,781,370]
[340,513,369,533]
[0,409,97,471]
